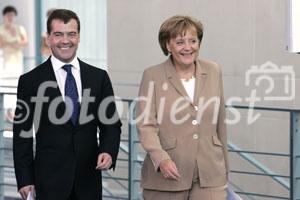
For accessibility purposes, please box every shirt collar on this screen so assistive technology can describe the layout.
[51,55,80,72]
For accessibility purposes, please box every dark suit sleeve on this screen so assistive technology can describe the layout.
[96,71,122,169]
[13,75,35,190]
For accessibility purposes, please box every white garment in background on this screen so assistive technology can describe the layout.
[0,24,27,78]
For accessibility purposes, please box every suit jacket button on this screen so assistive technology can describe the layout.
[194,106,198,111]
[192,120,198,125]
[193,134,199,140]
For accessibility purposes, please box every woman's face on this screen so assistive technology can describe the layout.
[3,12,16,25]
[166,28,200,68]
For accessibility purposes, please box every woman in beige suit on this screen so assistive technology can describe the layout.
[137,15,228,200]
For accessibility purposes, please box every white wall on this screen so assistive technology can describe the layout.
[108,0,300,108]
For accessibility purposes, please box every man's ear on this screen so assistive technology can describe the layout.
[46,34,50,46]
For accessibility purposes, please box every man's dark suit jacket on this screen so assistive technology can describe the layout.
[13,58,122,200]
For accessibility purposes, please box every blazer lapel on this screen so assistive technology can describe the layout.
[78,59,88,98]
[193,59,207,106]
[164,58,190,102]
[164,57,208,107]
[75,59,90,131]
[42,58,62,98]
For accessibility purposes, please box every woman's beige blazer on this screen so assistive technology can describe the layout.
[137,57,228,191]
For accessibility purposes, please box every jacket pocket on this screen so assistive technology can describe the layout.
[160,138,177,150]
[212,135,223,147]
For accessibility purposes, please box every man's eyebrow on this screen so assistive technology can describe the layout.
[52,31,77,33]
[52,31,63,34]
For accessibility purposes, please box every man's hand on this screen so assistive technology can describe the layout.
[19,185,35,200]
[95,153,112,170]
[159,159,181,181]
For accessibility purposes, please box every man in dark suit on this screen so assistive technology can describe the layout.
[13,9,122,200]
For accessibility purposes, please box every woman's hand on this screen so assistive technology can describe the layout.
[159,159,181,181]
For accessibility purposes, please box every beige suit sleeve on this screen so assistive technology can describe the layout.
[217,68,229,176]
[136,69,171,171]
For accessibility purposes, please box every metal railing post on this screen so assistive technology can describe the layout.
[0,94,5,200]
[34,0,42,66]
[128,101,140,200]
[291,111,300,200]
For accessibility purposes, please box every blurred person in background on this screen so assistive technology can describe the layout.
[0,5,28,125]
[0,5,27,79]
[40,8,55,60]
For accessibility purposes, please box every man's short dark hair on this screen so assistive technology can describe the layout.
[47,9,80,34]
[3,6,17,16]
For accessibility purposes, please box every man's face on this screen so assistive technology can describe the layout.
[47,19,80,63]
